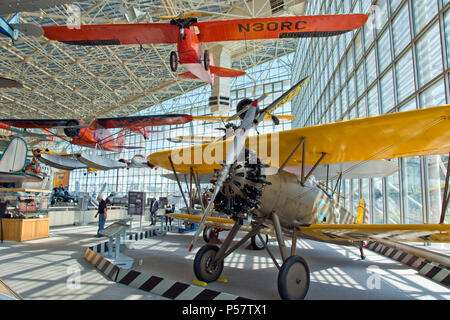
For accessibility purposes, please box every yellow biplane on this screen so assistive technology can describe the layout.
[148,95,450,300]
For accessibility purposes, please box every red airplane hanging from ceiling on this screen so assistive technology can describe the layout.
[42,13,368,84]
[0,114,193,152]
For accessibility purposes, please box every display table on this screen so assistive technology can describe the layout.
[1,218,49,242]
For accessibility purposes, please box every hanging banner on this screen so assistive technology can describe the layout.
[52,170,70,189]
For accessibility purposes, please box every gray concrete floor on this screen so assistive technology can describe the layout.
[124,230,450,300]
[0,224,167,300]
[0,224,449,300]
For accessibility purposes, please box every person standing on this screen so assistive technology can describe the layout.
[150,197,158,225]
[95,195,107,237]
[164,199,173,227]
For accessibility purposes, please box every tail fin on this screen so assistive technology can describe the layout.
[8,13,20,24]
[7,13,20,41]
[356,198,365,224]
[0,136,27,172]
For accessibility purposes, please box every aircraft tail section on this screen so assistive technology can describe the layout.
[0,136,27,172]
[8,13,20,25]
[356,198,365,224]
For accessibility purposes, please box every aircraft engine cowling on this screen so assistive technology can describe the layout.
[212,150,347,229]
[63,120,81,138]
[212,149,271,220]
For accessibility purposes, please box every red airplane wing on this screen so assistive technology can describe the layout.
[196,14,368,43]
[95,115,194,129]
[209,66,246,77]
[43,23,179,45]
[0,115,193,130]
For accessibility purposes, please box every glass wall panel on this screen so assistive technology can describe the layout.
[395,49,415,103]
[386,159,401,224]
[415,22,443,88]
[412,0,438,35]
[292,0,449,225]
[402,157,423,224]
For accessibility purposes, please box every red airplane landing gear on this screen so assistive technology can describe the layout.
[170,51,178,72]
[203,50,210,71]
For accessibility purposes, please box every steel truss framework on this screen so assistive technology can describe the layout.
[0,0,305,147]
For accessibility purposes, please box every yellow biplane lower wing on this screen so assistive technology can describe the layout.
[298,224,450,243]
[169,213,275,236]
[169,214,450,243]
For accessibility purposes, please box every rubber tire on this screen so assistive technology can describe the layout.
[277,255,310,300]
[203,50,210,71]
[193,245,224,283]
[251,234,267,250]
[203,226,211,243]
[170,51,178,72]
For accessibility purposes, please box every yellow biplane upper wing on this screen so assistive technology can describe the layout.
[148,105,450,174]
[297,224,450,243]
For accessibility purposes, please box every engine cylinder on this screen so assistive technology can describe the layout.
[213,153,349,230]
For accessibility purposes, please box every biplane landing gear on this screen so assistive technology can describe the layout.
[359,241,367,260]
[170,51,178,72]
[194,244,224,283]
[278,255,310,300]
[203,226,221,244]
[251,233,268,250]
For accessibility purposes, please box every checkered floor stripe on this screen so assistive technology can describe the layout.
[115,268,250,300]
[366,241,450,288]
[84,233,250,300]
[84,248,120,281]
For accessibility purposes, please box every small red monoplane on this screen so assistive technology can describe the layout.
[0,114,193,152]
[42,13,368,84]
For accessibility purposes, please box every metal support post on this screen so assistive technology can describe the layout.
[272,212,288,262]
[440,151,450,224]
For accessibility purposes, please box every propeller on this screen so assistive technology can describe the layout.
[255,76,311,125]
[188,93,268,252]
[186,78,311,251]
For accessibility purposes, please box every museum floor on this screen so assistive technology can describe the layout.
[0,223,449,300]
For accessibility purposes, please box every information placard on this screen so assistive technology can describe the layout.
[128,191,144,215]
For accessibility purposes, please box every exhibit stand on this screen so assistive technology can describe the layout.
[98,218,134,269]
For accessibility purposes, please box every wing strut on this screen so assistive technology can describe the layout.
[278,136,327,186]
[440,150,450,224]
[168,155,192,216]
